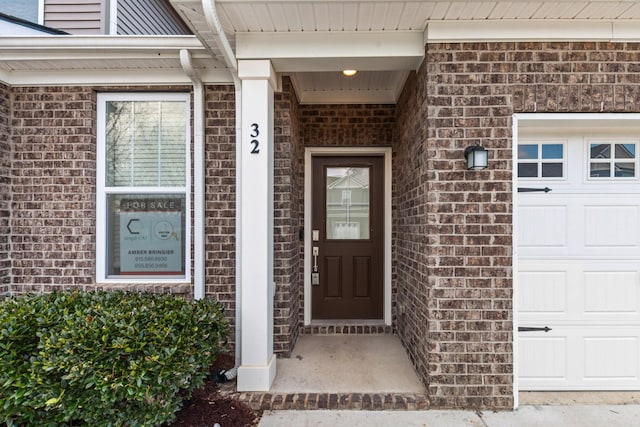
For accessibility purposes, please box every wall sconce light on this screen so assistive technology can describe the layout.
[464,145,488,170]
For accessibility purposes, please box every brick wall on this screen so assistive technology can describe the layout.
[394,68,431,398]
[300,104,396,147]
[10,86,97,293]
[0,83,10,295]
[424,43,514,408]
[395,41,640,409]
[202,85,238,350]
[7,85,241,345]
[273,78,302,356]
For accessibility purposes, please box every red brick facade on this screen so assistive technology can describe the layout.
[0,83,10,295]
[202,85,238,349]
[4,41,640,409]
[394,41,640,409]
[273,80,302,356]
[10,87,96,293]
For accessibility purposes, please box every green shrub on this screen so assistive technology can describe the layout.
[0,290,229,426]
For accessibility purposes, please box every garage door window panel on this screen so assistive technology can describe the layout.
[518,142,565,179]
[589,142,637,179]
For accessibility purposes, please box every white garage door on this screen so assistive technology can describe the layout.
[517,133,640,390]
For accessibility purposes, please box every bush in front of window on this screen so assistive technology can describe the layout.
[0,290,229,426]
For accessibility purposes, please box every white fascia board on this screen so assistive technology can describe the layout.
[612,21,640,41]
[426,20,610,42]
[237,31,424,64]
[1,69,233,86]
[427,20,640,42]
[2,51,214,62]
[0,35,205,51]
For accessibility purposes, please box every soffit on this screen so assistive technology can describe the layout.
[171,0,640,104]
[214,1,640,31]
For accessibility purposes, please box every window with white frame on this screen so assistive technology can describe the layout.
[517,141,566,179]
[588,140,637,179]
[97,93,190,281]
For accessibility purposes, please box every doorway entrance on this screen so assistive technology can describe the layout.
[311,156,384,319]
[304,147,392,324]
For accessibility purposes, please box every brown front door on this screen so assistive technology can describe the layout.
[311,156,384,320]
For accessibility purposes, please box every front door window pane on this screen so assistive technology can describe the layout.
[326,167,370,240]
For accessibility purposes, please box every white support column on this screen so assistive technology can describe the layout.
[237,60,277,391]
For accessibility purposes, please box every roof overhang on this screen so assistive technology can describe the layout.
[0,35,233,86]
[4,1,640,103]
[172,0,640,104]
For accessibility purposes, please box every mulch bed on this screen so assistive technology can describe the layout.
[169,353,260,427]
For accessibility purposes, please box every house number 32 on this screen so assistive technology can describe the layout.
[249,123,260,154]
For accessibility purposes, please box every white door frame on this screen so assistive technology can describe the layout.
[304,146,392,325]
[512,112,640,409]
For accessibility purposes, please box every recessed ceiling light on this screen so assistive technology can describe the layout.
[342,69,357,77]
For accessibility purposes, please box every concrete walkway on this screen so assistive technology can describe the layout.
[258,405,640,427]
[261,336,640,425]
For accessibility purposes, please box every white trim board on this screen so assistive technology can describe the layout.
[304,147,392,326]
[426,20,640,43]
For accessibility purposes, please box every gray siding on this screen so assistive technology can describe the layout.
[44,0,107,34]
[117,0,189,35]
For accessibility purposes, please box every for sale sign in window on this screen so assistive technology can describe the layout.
[119,198,183,275]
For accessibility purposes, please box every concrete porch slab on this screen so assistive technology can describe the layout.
[270,335,425,394]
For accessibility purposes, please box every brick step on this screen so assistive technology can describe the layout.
[222,391,430,411]
[300,324,394,335]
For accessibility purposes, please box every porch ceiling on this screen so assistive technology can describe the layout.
[170,0,640,104]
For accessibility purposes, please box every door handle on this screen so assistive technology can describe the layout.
[312,246,320,285]
[312,246,319,272]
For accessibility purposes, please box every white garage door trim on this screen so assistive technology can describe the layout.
[513,113,640,408]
